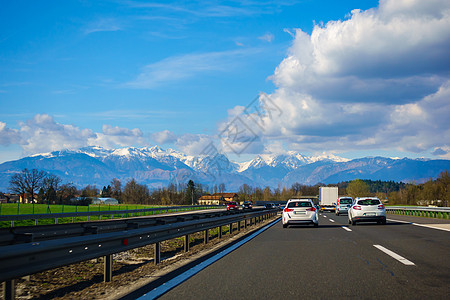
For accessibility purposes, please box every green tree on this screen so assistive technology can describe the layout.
[102,185,112,197]
[346,179,370,199]
[47,186,57,204]
[185,180,196,205]
[37,187,45,203]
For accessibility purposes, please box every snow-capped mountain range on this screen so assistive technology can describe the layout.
[1,146,449,191]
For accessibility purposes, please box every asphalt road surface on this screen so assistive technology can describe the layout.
[150,213,450,299]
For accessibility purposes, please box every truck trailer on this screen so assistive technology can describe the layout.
[319,187,338,212]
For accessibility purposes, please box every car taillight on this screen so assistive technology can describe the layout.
[353,205,361,210]
[284,208,294,212]
[307,207,316,211]
[378,205,385,209]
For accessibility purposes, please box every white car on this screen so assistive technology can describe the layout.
[335,197,353,215]
[348,197,386,225]
[282,199,319,228]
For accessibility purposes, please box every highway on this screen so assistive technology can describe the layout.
[150,213,450,299]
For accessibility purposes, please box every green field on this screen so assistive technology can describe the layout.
[0,203,205,228]
[0,203,159,215]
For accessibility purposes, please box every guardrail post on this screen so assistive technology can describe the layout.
[244,218,247,229]
[104,254,113,282]
[237,221,241,231]
[184,234,190,252]
[3,279,15,300]
[219,226,223,239]
[229,223,233,234]
[204,229,209,244]
[154,242,161,265]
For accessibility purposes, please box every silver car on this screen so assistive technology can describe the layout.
[348,197,386,225]
[282,199,319,228]
[335,197,353,215]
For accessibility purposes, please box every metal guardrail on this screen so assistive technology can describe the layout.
[386,206,450,219]
[0,205,220,226]
[0,208,230,246]
[0,208,279,299]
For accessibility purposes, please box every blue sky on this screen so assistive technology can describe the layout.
[1,0,449,163]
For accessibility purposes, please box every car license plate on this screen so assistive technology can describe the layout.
[365,213,375,216]
[294,211,306,215]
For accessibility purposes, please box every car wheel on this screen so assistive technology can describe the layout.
[336,212,339,216]
[348,218,351,224]
[382,220,386,225]
[283,223,288,228]
[314,223,318,228]
[351,219,356,225]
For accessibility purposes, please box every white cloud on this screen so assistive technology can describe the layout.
[126,49,260,89]
[12,114,148,155]
[175,133,215,156]
[243,0,450,156]
[0,122,20,145]
[102,125,142,137]
[271,1,450,103]
[84,18,122,35]
[152,130,177,144]
[19,114,96,154]
[258,32,274,43]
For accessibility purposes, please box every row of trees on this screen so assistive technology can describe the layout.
[8,169,449,206]
[234,172,450,206]
[7,169,207,206]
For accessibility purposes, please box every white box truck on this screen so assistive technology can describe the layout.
[319,187,338,212]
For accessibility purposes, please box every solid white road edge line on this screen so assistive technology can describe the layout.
[387,218,450,232]
[373,245,415,266]
[411,222,450,232]
[341,226,352,232]
[138,218,281,299]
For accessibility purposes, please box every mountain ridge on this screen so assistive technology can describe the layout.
[0,146,448,191]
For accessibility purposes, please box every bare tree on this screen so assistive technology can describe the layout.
[43,174,62,193]
[218,183,226,193]
[122,179,149,204]
[9,172,27,201]
[58,183,78,204]
[24,169,47,202]
[110,178,122,200]
[80,185,99,198]
[9,169,46,202]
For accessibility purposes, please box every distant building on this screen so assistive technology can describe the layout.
[70,197,119,205]
[198,195,225,205]
[213,193,239,202]
[92,197,119,205]
[0,193,9,204]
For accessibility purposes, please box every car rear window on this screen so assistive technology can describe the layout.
[340,199,352,204]
[287,201,312,208]
[357,199,381,205]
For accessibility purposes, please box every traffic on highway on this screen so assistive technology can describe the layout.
[139,200,450,299]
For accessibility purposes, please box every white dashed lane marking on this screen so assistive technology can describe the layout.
[341,226,352,232]
[373,245,415,266]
